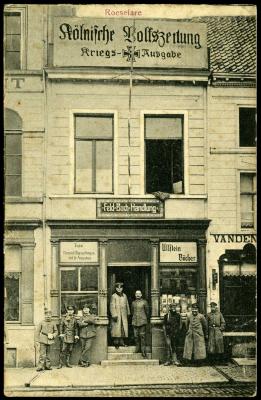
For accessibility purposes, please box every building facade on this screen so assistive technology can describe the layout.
[4,5,256,367]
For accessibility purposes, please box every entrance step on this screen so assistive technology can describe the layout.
[101,359,159,366]
[232,358,256,366]
[108,352,152,360]
[108,346,150,353]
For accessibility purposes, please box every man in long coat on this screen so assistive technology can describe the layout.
[183,303,208,365]
[110,282,130,348]
[207,302,226,364]
[131,290,149,358]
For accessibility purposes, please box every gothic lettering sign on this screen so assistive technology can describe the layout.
[60,241,98,263]
[97,198,164,218]
[53,18,208,68]
[160,242,198,263]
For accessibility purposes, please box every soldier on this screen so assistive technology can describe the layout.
[110,282,130,348]
[207,302,226,364]
[163,303,182,366]
[57,305,79,368]
[131,290,149,358]
[35,309,58,371]
[77,304,96,367]
[183,303,208,366]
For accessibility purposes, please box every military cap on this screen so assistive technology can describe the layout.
[191,303,199,309]
[44,309,52,315]
[210,301,217,306]
[67,305,75,311]
[115,282,124,288]
[82,304,90,309]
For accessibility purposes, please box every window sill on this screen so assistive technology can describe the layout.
[5,197,43,203]
[49,194,207,200]
[210,147,256,154]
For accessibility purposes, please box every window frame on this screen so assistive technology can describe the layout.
[70,110,118,195]
[141,110,189,196]
[4,6,27,70]
[238,170,256,231]
[4,130,23,197]
[5,272,21,324]
[237,105,256,148]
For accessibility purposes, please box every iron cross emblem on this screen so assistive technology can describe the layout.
[122,46,140,62]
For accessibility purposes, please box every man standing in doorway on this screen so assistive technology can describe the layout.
[207,302,226,364]
[183,303,208,366]
[132,290,149,358]
[110,282,130,348]
[163,303,182,366]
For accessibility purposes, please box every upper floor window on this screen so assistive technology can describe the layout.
[4,12,21,70]
[74,114,114,193]
[4,109,22,197]
[145,115,184,194]
[240,173,256,229]
[239,107,256,147]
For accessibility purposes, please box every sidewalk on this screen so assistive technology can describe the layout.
[4,362,256,391]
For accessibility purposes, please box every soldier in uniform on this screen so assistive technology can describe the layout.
[77,304,97,367]
[35,309,58,371]
[57,305,79,368]
[163,303,182,366]
[207,302,226,364]
[131,290,149,358]
[110,282,130,348]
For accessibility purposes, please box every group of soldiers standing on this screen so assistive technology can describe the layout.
[35,281,225,370]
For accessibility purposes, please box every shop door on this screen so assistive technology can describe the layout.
[108,267,151,346]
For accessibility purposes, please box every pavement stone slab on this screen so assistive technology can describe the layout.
[4,368,39,388]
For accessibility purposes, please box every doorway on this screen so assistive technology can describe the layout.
[108,266,151,346]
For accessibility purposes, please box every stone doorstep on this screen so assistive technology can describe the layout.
[108,346,151,353]
[101,359,159,366]
[108,352,152,360]
[231,358,256,366]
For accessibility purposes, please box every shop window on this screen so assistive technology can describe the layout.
[4,12,22,70]
[5,273,20,322]
[4,109,23,197]
[145,115,184,194]
[159,267,197,316]
[107,240,150,263]
[75,114,113,193]
[239,107,256,147]
[60,266,98,315]
[240,173,256,228]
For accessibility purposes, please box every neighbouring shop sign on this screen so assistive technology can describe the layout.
[53,18,208,68]
[60,241,98,263]
[160,242,197,263]
[97,199,164,218]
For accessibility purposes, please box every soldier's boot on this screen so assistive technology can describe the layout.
[65,355,73,368]
[134,338,141,353]
[140,335,147,358]
[57,354,64,369]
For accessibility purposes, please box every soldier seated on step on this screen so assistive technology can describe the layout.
[35,309,58,371]
[57,305,79,368]
[163,303,182,366]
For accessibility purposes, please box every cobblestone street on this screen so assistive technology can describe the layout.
[5,383,256,397]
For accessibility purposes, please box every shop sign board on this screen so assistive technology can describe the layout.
[97,198,164,218]
[60,241,98,263]
[160,242,197,263]
[53,18,208,69]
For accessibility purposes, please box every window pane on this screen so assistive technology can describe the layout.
[80,267,98,291]
[61,293,98,316]
[6,156,22,175]
[239,108,256,147]
[145,117,183,139]
[5,275,20,321]
[75,140,92,192]
[75,116,113,138]
[6,34,21,51]
[240,174,254,193]
[5,175,21,196]
[96,141,113,192]
[108,240,150,262]
[5,14,21,34]
[5,52,21,70]
[5,134,21,154]
[61,269,78,291]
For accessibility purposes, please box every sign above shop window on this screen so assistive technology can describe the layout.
[97,198,164,218]
[53,18,208,69]
[60,242,98,263]
[160,242,197,263]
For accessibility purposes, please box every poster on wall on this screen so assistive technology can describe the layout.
[4,3,256,395]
